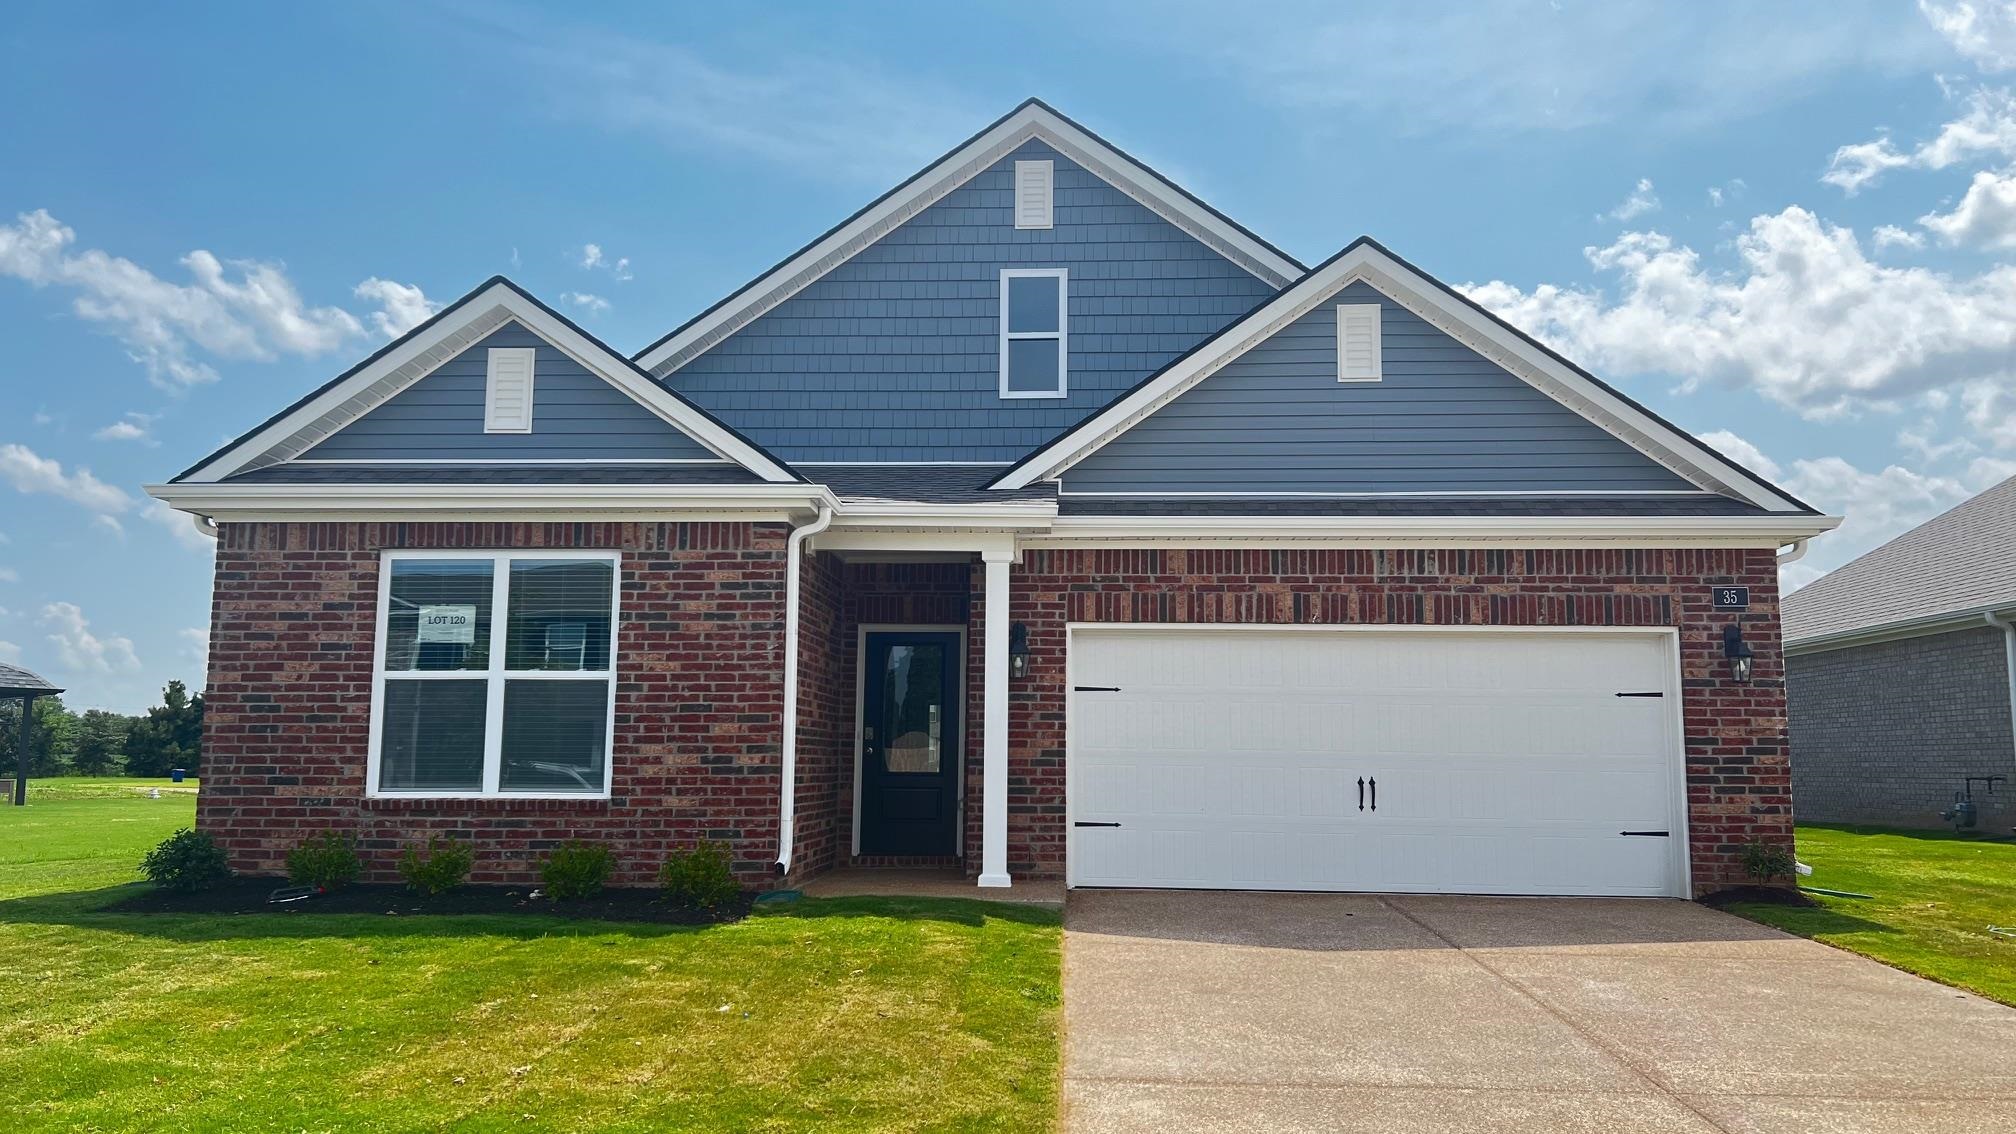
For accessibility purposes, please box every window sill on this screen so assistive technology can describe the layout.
[361,794,614,812]
[1000,390,1068,400]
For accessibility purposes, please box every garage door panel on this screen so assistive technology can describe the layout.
[1069,629,1684,897]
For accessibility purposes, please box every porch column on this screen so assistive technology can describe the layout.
[978,548,1013,888]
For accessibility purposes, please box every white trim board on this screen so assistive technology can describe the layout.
[633,100,1302,378]
[991,240,1814,516]
[177,280,799,485]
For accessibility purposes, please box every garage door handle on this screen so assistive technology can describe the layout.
[1357,777,1364,811]
[1369,777,1376,811]
[1074,821,1122,828]
[1615,691,1664,698]
[1074,685,1122,692]
[1619,830,1670,837]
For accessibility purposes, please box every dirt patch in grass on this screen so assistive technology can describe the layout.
[106,878,752,924]
[1698,884,1819,909]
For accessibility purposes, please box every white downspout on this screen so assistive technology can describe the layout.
[1987,611,2016,779]
[775,500,834,878]
[192,513,219,539]
[1776,539,1809,566]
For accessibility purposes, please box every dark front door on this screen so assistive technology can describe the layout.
[860,631,961,856]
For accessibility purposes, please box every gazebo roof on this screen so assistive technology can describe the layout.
[0,661,63,697]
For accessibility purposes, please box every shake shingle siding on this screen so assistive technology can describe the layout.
[1787,626,2016,828]
[663,140,1279,462]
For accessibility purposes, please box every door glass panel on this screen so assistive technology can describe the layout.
[880,643,944,774]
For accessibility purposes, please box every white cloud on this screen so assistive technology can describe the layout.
[1919,168,2016,246]
[1872,223,1928,249]
[0,443,134,514]
[1602,179,1661,222]
[579,243,632,281]
[1696,430,1782,480]
[1922,1,2016,70]
[1899,420,1980,461]
[353,277,438,338]
[580,243,604,269]
[0,640,18,664]
[92,514,124,538]
[1707,179,1747,208]
[1823,85,2016,192]
[1461,207,2016,422]
[562,291,610,313]
[0,567,17,583]
[93,419,147,442]
[39,601,139,674]
[178,627,209,673]
[142,499,216,553]
[0,208,431,388]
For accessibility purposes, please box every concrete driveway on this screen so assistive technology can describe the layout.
[1063,891,2016,1133]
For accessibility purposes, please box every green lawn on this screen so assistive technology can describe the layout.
[0,785,1061,1132]
[1731,824,2016,1007]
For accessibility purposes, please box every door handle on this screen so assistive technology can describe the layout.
[1357,777,1364,811]
[1369,777,1377,811]
[1619,830,1670,837]
[1074,821,1121,828]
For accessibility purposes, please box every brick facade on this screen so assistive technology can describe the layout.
[996,547,1790,895]
[1787,627,2016,828]
[199,520,788,887]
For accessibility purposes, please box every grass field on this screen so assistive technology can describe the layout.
[1731,824,2016,1008]
[0,781,1061,1132]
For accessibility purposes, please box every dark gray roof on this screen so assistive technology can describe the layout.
[226,464,770,486]
[1784,474,2016,643]
[1058,495,1770,517]
[0,661,63,696]
[803,465,1057,505]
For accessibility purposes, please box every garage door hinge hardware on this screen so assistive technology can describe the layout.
[1619,830,1670,837]
[1073,821,1121,828]
[1614,691,1664,698]
[1073,685,1122,692]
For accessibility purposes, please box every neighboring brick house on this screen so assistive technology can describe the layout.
[1785,475,2016,829]
[149,100,1836,899]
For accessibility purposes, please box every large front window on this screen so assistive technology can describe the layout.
[372,551,618,797]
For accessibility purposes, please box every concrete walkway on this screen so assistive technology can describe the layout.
[1063,890,2016,1133]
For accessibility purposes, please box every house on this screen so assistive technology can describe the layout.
[1784,475,2016,828]
[147,100,1836,898]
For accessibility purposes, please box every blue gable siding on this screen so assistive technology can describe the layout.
[663,140,1280,462]
[1060,281,1698,495]
[303,323,715,461]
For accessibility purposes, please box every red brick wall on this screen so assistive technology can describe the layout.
[999,547,1788,894]
[198,521,788,887]
[789,550,846,881]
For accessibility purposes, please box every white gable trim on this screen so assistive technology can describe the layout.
[632,100,1303,378]
[178,282,798,484]
[990,242,1809,513]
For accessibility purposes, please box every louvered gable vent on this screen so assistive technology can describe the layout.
[484,346,536,432]
[1337,303,1382,382]
[1014,159,1054,229]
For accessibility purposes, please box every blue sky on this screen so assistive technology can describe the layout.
[6,0,2016,710]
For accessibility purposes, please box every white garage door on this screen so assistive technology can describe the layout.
[1068,628,1686,897]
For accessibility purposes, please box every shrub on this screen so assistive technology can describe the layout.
[540,839,615,900]
[140,828,232,892]
[397,836,474,896]
[659,841,741,910]
[1740,839,1797,884]
[286,831,363,891]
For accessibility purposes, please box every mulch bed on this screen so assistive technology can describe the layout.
[1697,884,1820,909]
[105,878,753,925]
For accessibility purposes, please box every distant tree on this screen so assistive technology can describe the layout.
[0,695,80,777]
[72,709,134,776]
[123,681,204,777]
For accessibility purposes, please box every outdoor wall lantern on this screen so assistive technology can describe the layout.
[1008,621,1030,680]
[1722,623,1754,684]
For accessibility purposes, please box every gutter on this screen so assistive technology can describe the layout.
[775,499,835,878]
[1776,538,1809,566]
[1786,598,2016,656]
[1988,611,2016,777]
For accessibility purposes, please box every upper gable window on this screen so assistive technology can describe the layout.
[1014,160,1054,229]
[484,347,536,432]
[1000,269,1068,399]
[1337,303,1382,383]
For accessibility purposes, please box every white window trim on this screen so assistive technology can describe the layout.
[1000,268,1068,400]
[1337,303,1382,383]
[483,346,537,433]
[367,548,620,800]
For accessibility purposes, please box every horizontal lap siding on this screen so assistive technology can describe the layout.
[304,323,716,460]
[1062,281,1697,494]
[998,548,1788,894]
[665,140,1278,462]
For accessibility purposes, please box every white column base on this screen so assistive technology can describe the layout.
[976,873,1013,889]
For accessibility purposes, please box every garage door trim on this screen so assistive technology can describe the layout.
[1063,623,1691,897]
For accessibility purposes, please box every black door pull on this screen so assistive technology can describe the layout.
[1357,777,1364,811]
[1369,777,1377,811]
[1074,821,1121,828]
[1074,685,1122,692]
[1615,691,1664,698]
[1619,830,1670,837]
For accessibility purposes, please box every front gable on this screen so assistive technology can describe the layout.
[1061,280,1695,496]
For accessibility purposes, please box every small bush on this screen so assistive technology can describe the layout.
[540,839,615,900]
[286,831,363,891]
[397,836,474,896]
[140,828,232,892]
[1740,839,1797,883]
[659,841,741,910]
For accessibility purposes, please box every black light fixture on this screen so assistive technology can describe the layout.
[1722,623,1754,684]
[1008,621,1030,680]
